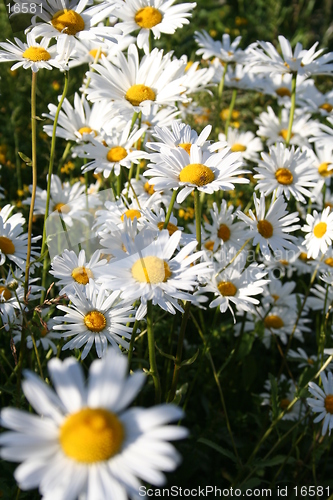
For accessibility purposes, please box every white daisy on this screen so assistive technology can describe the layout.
[68,35,136,68]
[218,128,263,163]
[122,174,172,208]
[254,143,318,203]
[54,281,135,359]
[28,0,121,57]
[43,93,117,143]
[308,371,333,435]
[307,283,333,315]
[195,30,245,63]
[302,207,333,259]
[248,35,333,77]
[116,0,196,54]
[260,375,305,422]
[0,349,188,499]
[75,121,148,178]
[50,249,108,296]
[310,116,333,150]
[0,32,64,72]
[145,143,248,204]
[104,229,211,319]
[85,44,187,113]
[237,193,300,258]
[261,279,299,309]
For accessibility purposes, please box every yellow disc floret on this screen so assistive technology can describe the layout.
[217,223,231,241]
[84,311,107,333]
[0,286,12,301]
[107,146,128,163]
[157,221,178,235]
[179,163,215,186]
[324,394,333,414]
[59,407,124,463]
[0,236,15,255]
[275,168,293,185]
[264,314,284,329]
[320,103,333,113]
[53,202,70,214]
[78,126,97,137]
[125,84,156,106]
[275,87,291,97]
[23,47,51,62]
[217,281,237,296]
[279,129,294,141]
[121,209,141,222]
[325,257,333,267]
[257,220,273,239]
[231,143,247,152]
[144,181,155,195]
[131,256,171,284]
[135,6,163,29]
[313,221,327,238]
[71,266,94,285]
[318,162,333,177]
[51,9,85,36]
[178,143,192,155]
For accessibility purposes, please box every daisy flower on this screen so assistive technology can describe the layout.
[307,283,333,315]
[28,0,121,57]
[237,193,300,258]
[254,143,318,203]
[0,349,188,499]
[54,282,135,359]
[68,35,136,68]
[195,30,245,63]
[310,116,333,150]
[115,0,196,54]
[75,121,148,178]
[261,279,299,309]
[145,143,248,204]
[218,128,263,163]
[203,200,247,252]
[140,207,195,245]
[122,175,172,207]
[0,32,64,72]
[248,35,333,77]
[50,249,108,296]
[288,347,319,369]
[43,93,117,143]
[85,44,187,113]
[260,375,305,422]
[308,371,333,435]
[104,229,211,320]
[302,207,333,259]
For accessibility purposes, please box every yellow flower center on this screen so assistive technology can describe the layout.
[125,84,156,106]
[179,163,215,186]
[131,256,171,284]
[22,46,51,62]
[275,87,291,97]
[325,257,333,267]
[0,286,12,301]
[271,294,280,302]
[264,314,284,329]
[313,222,327,238]
[121,209,141,222]
[185,61,194,72]
[59,407,124,463]
[324,394,333,414]
[231,143,247,152]
[83,311,107,333]
[134,6,163,29]
[106,146,128,163]
[53,203,70,214]
[299,252,310,261]
[71,266,94,285]
[41,326,49,338]
[217,281,237,296]
[204,240,215,251]
[279,129,294,141]
[275,168,293,185]
[307,358,314,365]
[257,220,273,238]
[157,221,178,236]
[178,143,192,155]
[51,9,85,36]
[144,181,155,195]
[318,162,333,177]
[279,260,289,266]
[0,236,15,255]
[78,126,97,137]
[89,49,106,59]
[280,398,291,410]
[320,103,333,113]
[217,223,231,241]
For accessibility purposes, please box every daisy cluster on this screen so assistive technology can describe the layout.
[1,0,333,496]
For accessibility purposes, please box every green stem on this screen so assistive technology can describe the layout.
[163,188,179,229]
[224,88,237,139]
[167,301,191,403]
[24,71,38,298]
[285,72,297,147]
[147,300,161,403]
[218,62,228,99]
[194,189,201,250]
[40,71,69,303]
[127,319,139,370]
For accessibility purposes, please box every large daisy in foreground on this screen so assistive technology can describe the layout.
[308,370,333,436]
[0,349,188,499]
[302,207,333,259]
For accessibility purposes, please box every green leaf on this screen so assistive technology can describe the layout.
[198,438,237,463]
[269,373,279,419]
[254,455,295,468]
[154,343,175,361]
[171,382,188,405]
[180,349,199,367]
[18,151,32,163]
